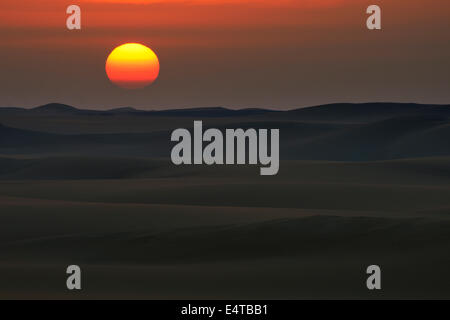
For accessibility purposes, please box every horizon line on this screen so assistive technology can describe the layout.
[1,101,450,113]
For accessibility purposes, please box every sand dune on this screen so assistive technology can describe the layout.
[0,157,450,298]
[1,103,450,298]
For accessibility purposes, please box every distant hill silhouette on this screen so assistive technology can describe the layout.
[0,103,278,117]
[149,107,277,117]
[0,102,449,160]
[31,103,80,114]
[1,102,449,120]
[106,107,139,113]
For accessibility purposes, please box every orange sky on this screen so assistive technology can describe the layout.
[0,0,449,109]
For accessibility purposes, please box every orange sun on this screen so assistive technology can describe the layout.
[105,43,160,89]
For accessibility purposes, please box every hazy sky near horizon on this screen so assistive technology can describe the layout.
[0,0,449,110]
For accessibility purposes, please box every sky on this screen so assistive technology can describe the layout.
[0,0,449,110]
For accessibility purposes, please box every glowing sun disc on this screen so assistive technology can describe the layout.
[105,43,160,89]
